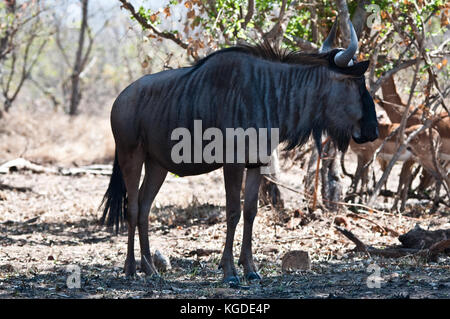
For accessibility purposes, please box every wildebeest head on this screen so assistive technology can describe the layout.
[318,19,379,150]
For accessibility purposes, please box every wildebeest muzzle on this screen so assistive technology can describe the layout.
[352,78,379,144]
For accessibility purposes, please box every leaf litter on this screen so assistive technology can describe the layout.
[0,165,449,299]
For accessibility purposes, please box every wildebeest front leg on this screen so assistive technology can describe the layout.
[220,164,244,285]
[238,167,262,281]
[138,160,167,276]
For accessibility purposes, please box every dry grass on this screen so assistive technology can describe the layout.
[0,109,115,166]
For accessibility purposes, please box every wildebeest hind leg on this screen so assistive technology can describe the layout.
[219,164,244,285]
[117,146,145,277]
[238,167,262,282]
[138,159,167,276]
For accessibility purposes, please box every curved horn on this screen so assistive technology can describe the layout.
[334,20,358,67]
[319,19,338,53]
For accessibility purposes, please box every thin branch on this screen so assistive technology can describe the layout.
[347,213,399,237]
[4,51,17,99]
[263,0,288,44]
[283,35,318,51]
[371,58,419,94]
[118,0,190,51]
[53,13,71,67]
[10,38,47,104]
[263,175,387,214]
[29,75,60,109]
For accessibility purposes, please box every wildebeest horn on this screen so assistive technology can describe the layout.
[334,20,358,67]
[319,19,338,53]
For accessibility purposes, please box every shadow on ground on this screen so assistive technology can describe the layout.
[1,251,449,298]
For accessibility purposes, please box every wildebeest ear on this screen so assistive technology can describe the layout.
[329,55,370,76]
[348,60,370,76]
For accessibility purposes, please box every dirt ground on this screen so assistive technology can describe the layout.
[0,156,449,299]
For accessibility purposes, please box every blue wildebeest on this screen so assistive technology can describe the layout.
[100,20,378,284]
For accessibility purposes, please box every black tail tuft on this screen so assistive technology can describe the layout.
[99,151,127,234]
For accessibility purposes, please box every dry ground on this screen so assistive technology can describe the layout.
[0,111,449,299]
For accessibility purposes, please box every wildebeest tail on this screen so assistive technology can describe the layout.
[99,151,127,233]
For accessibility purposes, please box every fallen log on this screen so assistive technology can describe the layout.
[0,183,33,193]
[398,224,450,250]
[0,158,112,176]
[59,165,112,176]
[0,158,57,174]
[335,225,450,260]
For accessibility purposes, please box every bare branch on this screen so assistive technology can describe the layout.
[118,0,189,51]
[53,12,71,67]
[283,35,318,51]
[371,58,419,94]
[10,38,47,105]
[263,0,288,45]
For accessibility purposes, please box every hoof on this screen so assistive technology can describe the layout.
[223,275,240,287]
[246,272,262,282]
[124,260,136,278]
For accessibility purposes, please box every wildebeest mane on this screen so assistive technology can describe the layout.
[193,41,333,69]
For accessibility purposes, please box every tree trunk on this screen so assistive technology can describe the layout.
[69,0,88,116]
[351,0,369,38]
[309,0,319,44]
[336,0,350,47]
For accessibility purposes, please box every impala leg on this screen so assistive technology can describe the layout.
[352,156,364,194]
[238,167,262,282]
[430,181,441,214]
[138,160,167,276]
[360,156,371,199]
[377,158,389,202]
[417,170,434,193]
[117,147,145,277]
[393,160,413,212]
[400,170,414,212]
[219,164,244,285]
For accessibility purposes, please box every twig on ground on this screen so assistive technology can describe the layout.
[346,213,400,237]
[263,175,386,214]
